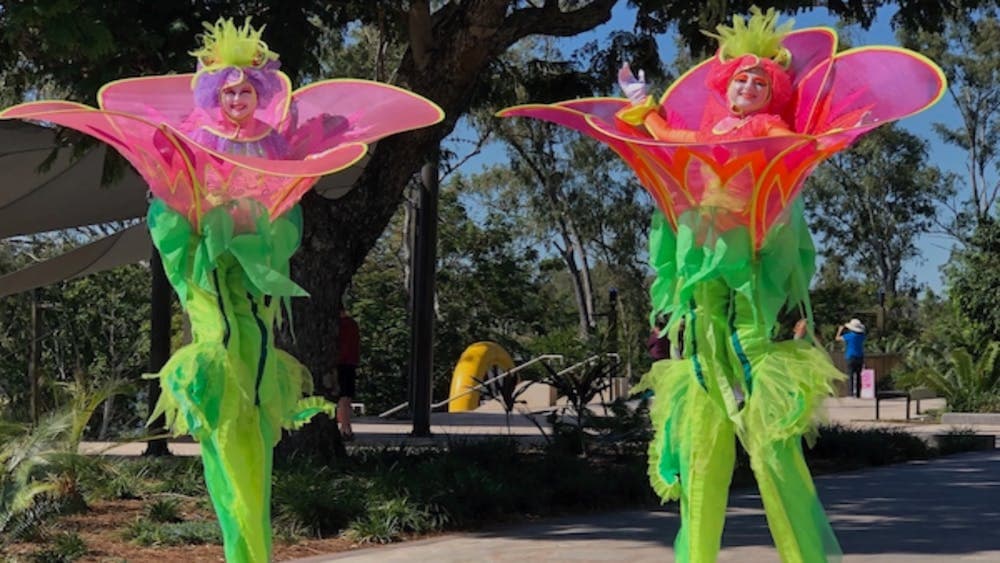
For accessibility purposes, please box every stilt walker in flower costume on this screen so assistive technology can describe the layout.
[1,18,443,562]
[500,7,944,562]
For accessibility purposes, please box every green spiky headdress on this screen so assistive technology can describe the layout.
[704,6,794,68]
[190,17,279,77]
[189,17,284,109]
[704,6,796,114]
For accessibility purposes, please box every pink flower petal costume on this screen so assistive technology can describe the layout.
[1,18,444,562]
[500,8,944,562]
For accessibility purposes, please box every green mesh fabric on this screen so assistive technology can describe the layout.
[638,202,842,562]
[145,199,334,563]
[649,199,816,332]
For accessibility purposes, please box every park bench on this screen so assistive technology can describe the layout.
[875,387,937,420]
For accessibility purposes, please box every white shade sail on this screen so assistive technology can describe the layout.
[0,223,151,298]
[0,121,149,239]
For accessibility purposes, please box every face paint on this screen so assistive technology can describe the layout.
[727,68,771,115]
[220,80,259,125]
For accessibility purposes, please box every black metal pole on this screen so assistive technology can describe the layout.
[408,149,439,437]
[28,288,41,426]
[144,246,172,456]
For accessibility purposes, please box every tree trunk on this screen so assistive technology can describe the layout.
[282,0,617,454]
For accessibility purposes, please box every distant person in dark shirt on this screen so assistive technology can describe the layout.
[836,318,866,398]
[335,306,360,440]
[647,316,677,361]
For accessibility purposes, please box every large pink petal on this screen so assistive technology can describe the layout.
[0,101,197,216]
[283,79,444,158]
[808,47,946,135]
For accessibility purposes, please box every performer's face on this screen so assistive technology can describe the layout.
[727,68,771,115]
[220,80,258,125]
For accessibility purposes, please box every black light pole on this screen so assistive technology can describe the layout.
[144,247,172,456]
[408,148,439,437]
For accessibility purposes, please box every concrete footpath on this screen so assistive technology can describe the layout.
[289,449,1000,562]
[78,396,1000,455]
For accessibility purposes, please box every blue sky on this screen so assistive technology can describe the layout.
[446,3,972,292]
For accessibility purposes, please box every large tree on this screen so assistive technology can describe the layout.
[898,4,1000,233]
[803,125,953,299]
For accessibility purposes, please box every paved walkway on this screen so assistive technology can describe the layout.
[79,396,999,456]
[289,449,1000,562]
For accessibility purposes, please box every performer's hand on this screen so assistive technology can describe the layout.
[618,63,648,105]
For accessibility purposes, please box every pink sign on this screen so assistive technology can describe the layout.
[860,368,876,399]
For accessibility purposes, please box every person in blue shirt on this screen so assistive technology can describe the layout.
[836,318,867,397]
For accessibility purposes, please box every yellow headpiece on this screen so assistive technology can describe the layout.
[703,6,794,68]
[190,17,279,77]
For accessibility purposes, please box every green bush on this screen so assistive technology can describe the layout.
[809,425,931,467]
[344,497,447,544]
[273,513,311,544]
[146,497,182,523]
[123,518,221,546]
[935,428,996,455]
[148,458,206,497]
[271,468,366,536]
[30,531,88,562]
[894,341,1000,413]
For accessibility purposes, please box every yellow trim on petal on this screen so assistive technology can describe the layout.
[616,95,658,126]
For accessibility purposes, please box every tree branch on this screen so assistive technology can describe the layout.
[496,0,617,48]
[408,0,434,72]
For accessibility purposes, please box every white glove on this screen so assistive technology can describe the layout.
[618,63,648,105]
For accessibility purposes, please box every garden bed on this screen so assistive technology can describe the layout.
[2,426,989,562]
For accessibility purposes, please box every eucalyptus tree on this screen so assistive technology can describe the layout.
[803,125,953,299]
[898,4,1000,234]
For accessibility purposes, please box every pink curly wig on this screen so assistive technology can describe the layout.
[707,54,793,116]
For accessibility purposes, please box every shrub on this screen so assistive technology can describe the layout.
[271,468,366,536]
[809,425,931,467]
[30,531,88,562]
[123,518,221,546]
[895,341,1000,413]
[273,514,311,544]
[146,498,182,523]
[344,497,447,544]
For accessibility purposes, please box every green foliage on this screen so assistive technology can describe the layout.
[898,6,1000,226]
[810,424,931,466]
[935,428,997,455]
[1,379,132,541]
[146,497,183,523]
[273,513,311,544]
[100,463,152,501]
[123,518,222,547]
[947,218,1000,345]
[0,253,149,433]
[29,531,88,563]
[895,341,1000,413]
[271,468,364,536]
[539,357,620,454]
[146,458,206,497]
[344,497,447,544]
[804,125,954,299]
[1,412,76,538]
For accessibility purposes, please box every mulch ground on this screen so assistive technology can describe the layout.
[5,498,371,562]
